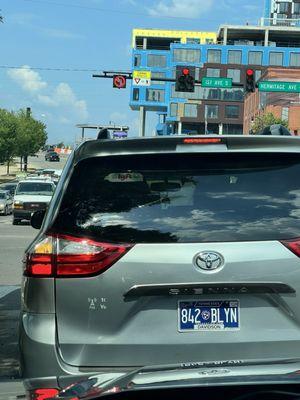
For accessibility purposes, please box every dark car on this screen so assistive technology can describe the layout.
[45,151,60,162]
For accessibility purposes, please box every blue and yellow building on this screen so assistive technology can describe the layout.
[130,26,300,135]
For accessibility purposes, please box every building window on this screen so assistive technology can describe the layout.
[225,105,239,119]
[147,55,167,68]
[294,2,300,13]
[173,49,201,63]
[223,88,244,101]
[248,51,263,65]
[206,38,214,44]
[170,103,178,117]
[134,54,141,67]
[133,88,139,101]
[151,72,166,84]
[207,49,221,63]
[172,84,203,99]
[269,52,283,66]
[227,69,241,83]
[205,105,219,119]
[186,38,200,44]
[255,70,262,82]
[290,52,300,66]
[278,2,289,13]
[146,89,165,102]
[184,103,198,118]
[228,50,242,64]
[282,107,289,121]
[206,68,220,78]
[277,13,287,18]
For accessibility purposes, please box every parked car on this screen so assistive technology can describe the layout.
[45,151,60,162]
[0,190,13,215]
[13,179,55,224]
[20,134,300,379]
[0,182,18,197]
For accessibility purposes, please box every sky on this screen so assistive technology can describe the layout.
[0,0,265,144]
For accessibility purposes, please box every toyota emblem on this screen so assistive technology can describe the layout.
[194,251,224,271]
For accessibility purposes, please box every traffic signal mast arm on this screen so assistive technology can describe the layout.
[92,72,245,88]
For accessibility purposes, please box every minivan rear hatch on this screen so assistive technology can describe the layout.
[52,151,300,367]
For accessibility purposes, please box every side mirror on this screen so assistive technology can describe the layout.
[31,209,46,230]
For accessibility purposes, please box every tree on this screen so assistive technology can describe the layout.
[56,142,65,149]
[251,112,289,135]
[16,109,48,171]
[0,109,18,174]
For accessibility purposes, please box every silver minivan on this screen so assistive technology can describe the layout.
[20,134,300,379]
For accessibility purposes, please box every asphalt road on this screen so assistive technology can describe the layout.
[28,152,69,171]
[0,152,69,382]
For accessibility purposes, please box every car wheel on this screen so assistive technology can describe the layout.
[3,206,7,216]
[13,218,20,225]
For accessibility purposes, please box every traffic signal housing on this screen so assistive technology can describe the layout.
[176,66,195,93]
[245,68,255,93]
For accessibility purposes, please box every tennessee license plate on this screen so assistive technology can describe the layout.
[178,300,240,332]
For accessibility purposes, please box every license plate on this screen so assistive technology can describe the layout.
[178,300,240,332]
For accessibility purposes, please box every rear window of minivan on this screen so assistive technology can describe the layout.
[52,153,300,243]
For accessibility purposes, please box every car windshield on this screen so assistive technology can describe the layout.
[16,182,54,196]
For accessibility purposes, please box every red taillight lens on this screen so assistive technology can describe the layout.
[29,388,59,400]
[281,238,300,257]
[24,234,133,278]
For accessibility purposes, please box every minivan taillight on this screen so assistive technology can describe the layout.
[25,234,133,278]
[281,238,300,257]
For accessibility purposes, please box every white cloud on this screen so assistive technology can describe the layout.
[7,66,47,93]
[148,0,214,18]
[7,66,88,121]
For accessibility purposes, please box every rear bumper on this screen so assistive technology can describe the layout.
[13,210,32,220]
[19,312,129,380]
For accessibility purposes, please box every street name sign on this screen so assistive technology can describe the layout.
[259,81,300,93]
[133,70,151,86]
[202,77,232,88]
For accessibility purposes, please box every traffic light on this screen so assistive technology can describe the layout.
[176,66,195,92]
[245,68,255,93]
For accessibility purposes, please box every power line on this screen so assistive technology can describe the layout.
[21,0,253,23]
[0,65,129,72]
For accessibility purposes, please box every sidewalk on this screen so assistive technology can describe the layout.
[0,161,35,183]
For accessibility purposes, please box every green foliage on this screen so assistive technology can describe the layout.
[0,109,18,169]
[251,112,289,134]
[15,109,47,157]
[0,108,47,173]
[56,142,65,148]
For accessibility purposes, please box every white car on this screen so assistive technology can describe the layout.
[0,190,13,215]
[13,179,55,225]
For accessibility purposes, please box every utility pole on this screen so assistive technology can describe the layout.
[23,107,31,172]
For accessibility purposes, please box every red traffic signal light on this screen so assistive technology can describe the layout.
[175,66,195,93]
[113,75,127,89]
[245,68,255,93]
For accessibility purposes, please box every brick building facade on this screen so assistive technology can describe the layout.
[243,68,300,134]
